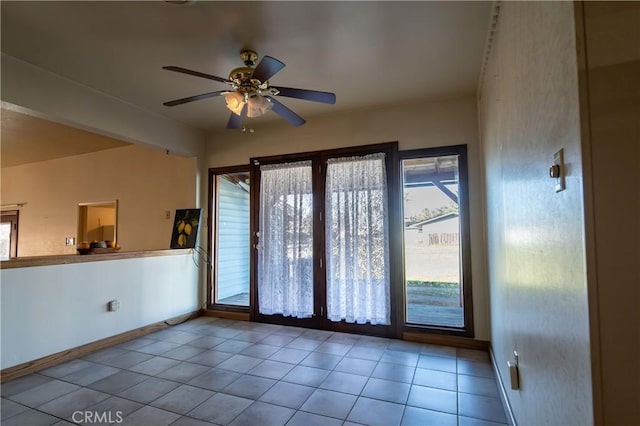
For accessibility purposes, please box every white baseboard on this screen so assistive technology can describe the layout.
[489,345,517,426]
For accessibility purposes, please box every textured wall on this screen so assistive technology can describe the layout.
[580,2,640,423]
[478,2,593,424]
[1,145,197,255]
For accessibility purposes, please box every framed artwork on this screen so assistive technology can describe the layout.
[170,208,201,249]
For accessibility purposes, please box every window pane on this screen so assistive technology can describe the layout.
[0,223,11,260]
[215,172,250,306]
[403,155,463,327]
[0,212,18,260]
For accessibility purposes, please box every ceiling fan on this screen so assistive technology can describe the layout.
[162,50,336,129]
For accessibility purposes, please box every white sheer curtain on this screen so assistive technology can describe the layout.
[258,161,314,318]
[325,153,390,325]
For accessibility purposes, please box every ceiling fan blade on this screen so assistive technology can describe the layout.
[226,103,247,129]
[252,56,285,82]
[163,66,229,84]
[163,91,227,107]
[271,86,336,104]
[266,97,306,127]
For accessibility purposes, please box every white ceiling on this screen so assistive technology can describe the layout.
[0,1,492,132]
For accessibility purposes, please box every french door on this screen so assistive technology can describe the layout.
[250,143,401,337]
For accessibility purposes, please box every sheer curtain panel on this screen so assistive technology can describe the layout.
[325,153,391,325]
[258,161,314,318]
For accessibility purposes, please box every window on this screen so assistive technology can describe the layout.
[401,145,473,336]
[0,210,19,259]
[209,167,251,308]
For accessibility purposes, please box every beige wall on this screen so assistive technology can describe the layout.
[207,97,479,166]
[1,145,197,255]
[205,96,490,340]
[580,2,640,424]
[478,2,593,424]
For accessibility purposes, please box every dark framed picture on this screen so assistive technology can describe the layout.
[170,208,201,249]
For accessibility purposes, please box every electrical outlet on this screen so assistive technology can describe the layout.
[65,237,76,246]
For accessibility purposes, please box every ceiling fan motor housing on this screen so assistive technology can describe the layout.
[229,67,256,85]
[229,50,272,93]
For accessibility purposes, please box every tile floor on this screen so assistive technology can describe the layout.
[1,317,509,426]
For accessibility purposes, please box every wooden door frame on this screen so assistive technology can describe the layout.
[249,153,322,329]
[400,144,475,338]
[250,142,402,338]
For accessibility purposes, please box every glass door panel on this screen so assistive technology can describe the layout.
[257,161,315,319]
[325,154,391,325]
[402,154,465,328]
[214,172,250,306]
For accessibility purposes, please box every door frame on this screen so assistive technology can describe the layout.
[207,165,252,313]
[250,142,402,338]
[400,145,475,337]
[249,154,321,330]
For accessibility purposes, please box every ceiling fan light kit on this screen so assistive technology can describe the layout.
[224,92,245,115]
[163,50,336,129]
[246,95,273,118]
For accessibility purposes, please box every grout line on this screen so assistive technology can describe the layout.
[4,319,506,425]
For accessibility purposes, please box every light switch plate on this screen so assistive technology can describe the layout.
[553,149,565,192]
